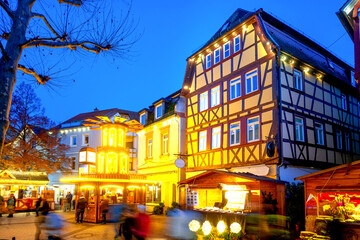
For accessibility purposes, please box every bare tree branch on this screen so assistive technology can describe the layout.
[18,64,50,84]
[0,41,8,60]
[31,13,63,39]
[0,0,14,19]
[23,40,111,53]
[23,36,64,46]
[57,0,82,7]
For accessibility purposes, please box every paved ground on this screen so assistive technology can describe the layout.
[0,211,168,240]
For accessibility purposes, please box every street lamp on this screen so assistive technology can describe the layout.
[78,147,96,175]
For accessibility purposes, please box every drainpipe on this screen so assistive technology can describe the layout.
[354,2,360,92]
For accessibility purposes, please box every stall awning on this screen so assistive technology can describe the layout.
[61,173,157,184]
[0,170,49,185]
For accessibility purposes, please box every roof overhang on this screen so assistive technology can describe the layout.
[337,0,359,41]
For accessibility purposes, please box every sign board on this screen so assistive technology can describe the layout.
[175,159,186,168]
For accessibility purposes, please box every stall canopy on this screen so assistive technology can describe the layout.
[0,170,49,185]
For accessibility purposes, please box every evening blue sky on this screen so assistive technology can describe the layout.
[23,0,353,124]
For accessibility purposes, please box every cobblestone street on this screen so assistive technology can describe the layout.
[0,211,167,240]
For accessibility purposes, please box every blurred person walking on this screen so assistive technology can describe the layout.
[132,205,150,240]
[76,195,88,224]
[35,196,42,217]
[0,194,4,217]
[35,198,51,240]
[100,197,109,224]
[113,203,126,240]
[64,192,72,212]
[7,193,16,217]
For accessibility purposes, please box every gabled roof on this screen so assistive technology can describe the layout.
[61,108,139,128]
[179,170,287,185]
[0,170,49,184]
[336,0,358,41]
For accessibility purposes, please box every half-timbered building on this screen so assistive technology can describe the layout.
[181,8,360,182]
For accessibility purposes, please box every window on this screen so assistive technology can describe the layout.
[341,94,347,110]
[147,139,153,158]
[294,69,303,91]
[199,130,207,151]
[199,91,208,112]
[155,105,162,119]
[229,122,240,146]
[211,86,220,107]
[211,127,221,149]
[336,129,343,149]
[315,123,324,145]
[223,42,230,59]
[71,157,76,170]
[140,114,146,125]
[295,117,304,142]
[358,102,360,117]
[70,135,77,147]
[230,77,241,100]
[245,69,258,94]
[82,134,89,145]
[206,53,211,69]
[234,35,241,52]
[345,132,350,151]
[214,47,221,64]
[247,117,260,142]
[162,134,169,155]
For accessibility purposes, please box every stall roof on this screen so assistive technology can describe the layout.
[294,159,360,181]
[179,170,287,185]
[0,170,49,185]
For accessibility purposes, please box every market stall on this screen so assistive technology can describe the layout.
[295,159,360,240]
[178,170,287,237]
[0,170,54,211]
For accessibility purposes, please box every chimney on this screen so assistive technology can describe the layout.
[94,107,99,112]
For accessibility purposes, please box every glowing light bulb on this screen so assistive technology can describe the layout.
[281,55,287,61]
[202,221,212,235]
[189,220,200,232]
[230,222,242,233]
[215,43,219,48]
[290,60,295,65]
[217,220,226,234]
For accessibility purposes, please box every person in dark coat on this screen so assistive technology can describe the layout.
[100,198,109,224]
[76,195,88,223]
[35,196,42,217]
[7,193,16,217]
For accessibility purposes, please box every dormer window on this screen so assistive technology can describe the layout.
[140,113,146,125]
[155,104,163,119]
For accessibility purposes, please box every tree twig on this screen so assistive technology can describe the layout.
[17,64,50,84]
[0,0,14,19]
[23,40,111,53]
[57,0,82,7]
[31,13,63,39]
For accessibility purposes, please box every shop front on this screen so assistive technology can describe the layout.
[178,170,286,238]
[296,159,360,240]
[0,170,54,211]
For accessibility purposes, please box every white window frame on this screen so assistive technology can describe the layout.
[147,139,153,158]
[211,127,221,149]
[82,134,89,146]
[206,53,211,69]
[229,122,240,146]
[336,129,343,149]
[230,77,241,100]
[341,94,347,110]
[315,122,324,145]
[234,35,241,52]
[223,42,230,59]
[210,86,220,107]
[295,117,304,142]
[162,134,169,155]
[155,104,163,119]
[245,69,258,94]
[199,130,207,151]
[140,113,146,125]
[345,132,350,151]
[199,91,208,112]
[70,135,77,147]
[247,116,260,142]
[214,47,221,64]
[294,69,303,91]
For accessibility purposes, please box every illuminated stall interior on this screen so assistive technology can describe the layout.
[61,116,156,223]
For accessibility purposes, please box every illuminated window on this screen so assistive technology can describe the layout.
[199,130,207,151]
[118,129,124,147]
[155,105,163,119]
[106,153,118,173]
[315,123,324,145]
[211,86,220,107]
[199,91,208,112]
[230,122,240,146]
[147,139,153,158]
[345,132,350,151]
[214,47,221,64]
[70,135,77,147]
[119,153,127,173]
[336,129,343,149]
[82,134,89,146]
[206,53,211,69]
[162,134,169,155]
[294,69,303,91]
[295,117,304,142]
[245,69,258,94]
[234,35,240,52]
[103,129,108,146]
[247,117,260,142]
[230,77,241,100]
[211,127,221,149]
[341,94,347,110]
[98,153,104,173]
[223,42,230,59]
[140,114,146,125]
[109,128,116,146]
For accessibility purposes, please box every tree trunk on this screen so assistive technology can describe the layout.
[0,0,34,155]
